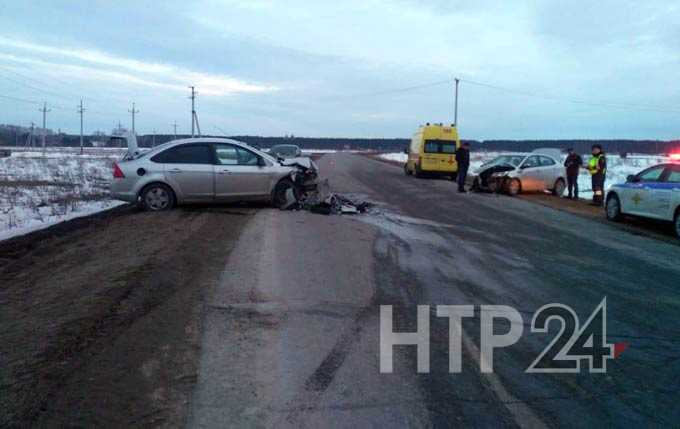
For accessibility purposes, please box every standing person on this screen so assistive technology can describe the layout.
[587,144,607,206]
[456,142,470,193]
[563,148,583,199]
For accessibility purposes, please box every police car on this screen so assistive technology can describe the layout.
[605,161,680,239]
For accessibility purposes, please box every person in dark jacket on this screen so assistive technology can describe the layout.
[587,144,607,206]
[563,148,583,199]
[455,142,470,193]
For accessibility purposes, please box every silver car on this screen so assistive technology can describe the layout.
[110,138,317,210]
[469,150,567,196]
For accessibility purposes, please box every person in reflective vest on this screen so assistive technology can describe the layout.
[588,144,607,206]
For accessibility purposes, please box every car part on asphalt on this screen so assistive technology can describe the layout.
[281,179,371,215]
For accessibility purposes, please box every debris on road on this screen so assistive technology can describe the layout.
[282,178,372,215]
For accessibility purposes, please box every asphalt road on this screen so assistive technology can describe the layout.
[189,153,679,428]
[2,152,678,428]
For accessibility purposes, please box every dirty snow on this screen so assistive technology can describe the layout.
[0,147,125,241]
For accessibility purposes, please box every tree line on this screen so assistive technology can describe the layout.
[0,126,678,155]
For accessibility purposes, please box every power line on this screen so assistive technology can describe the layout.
[0,93,40,105]
[0,65,106,104]
[0,70,83,103]
[324,79,453,101]
[214,125,229,136]
[458,78,680,114]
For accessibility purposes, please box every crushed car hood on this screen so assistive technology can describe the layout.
[280,157,318,172]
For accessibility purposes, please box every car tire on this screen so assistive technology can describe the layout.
[488,178,499,193]
[674,209,680,239]
[140,183,175,211]
[272,179,298,209]
[415,164,423,178]
[552,178,566,197]
[606,194,623,222]
[506,178,521,196]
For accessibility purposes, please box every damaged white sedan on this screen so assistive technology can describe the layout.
[110,138,318,211]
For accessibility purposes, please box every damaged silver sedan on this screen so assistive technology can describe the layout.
[110,138,318,211]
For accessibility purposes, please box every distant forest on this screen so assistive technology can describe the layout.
[1,126,679,155]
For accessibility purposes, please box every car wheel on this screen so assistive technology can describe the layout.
[674,210,680,239]
[553,178,566,197]
[141,183,175,211]
[606,194,623,222]
[506,178,521,196]
[488,178,498,193]
[272,179,298,209]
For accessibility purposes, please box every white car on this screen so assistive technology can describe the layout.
[470,149,567,196]
[605,163,680,238]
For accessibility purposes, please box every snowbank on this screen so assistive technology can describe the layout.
[0,149,124,241]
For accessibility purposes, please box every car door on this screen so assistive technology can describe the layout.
[213,143,273,200]
[151,143,215,201]
[665,165,680,220]
[518,156,542,191]
[538,156,560,189]
[646,165,680,220]
[622,165,665,217]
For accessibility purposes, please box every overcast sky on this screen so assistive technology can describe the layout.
[0,0,678,139]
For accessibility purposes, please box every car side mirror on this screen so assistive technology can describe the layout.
[520,164,530,169]
[627,175,638,183]
[257,157,266,167]
[403,148,408,154]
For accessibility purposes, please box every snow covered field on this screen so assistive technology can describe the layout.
[0,148,125,241]
[377,151,671,199]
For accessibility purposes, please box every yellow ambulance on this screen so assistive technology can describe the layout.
[404,123,460,179]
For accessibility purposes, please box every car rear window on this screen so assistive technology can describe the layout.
[151,144,213,164]
[539,156,556,166]
[424,140,456,154]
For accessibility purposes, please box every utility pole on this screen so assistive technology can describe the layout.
[189,86,201,137]
[190,86,196,137]
[26,122,35,147]
[172,121,178,139]
[77,99,85,154]
[39,102,51,152]
[454,78,460,127]
[128,102,140,135]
